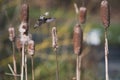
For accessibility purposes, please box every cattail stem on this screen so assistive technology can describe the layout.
[55,49,59,80]
[79,55,82,80]
[105,29,109,80]
[31,56,35,80]
[76,55,79,80]
[12,41,17,80]
[76,55,82,80]
[25,54,28,80]
[21,43,25,80]
[82,0,85,6]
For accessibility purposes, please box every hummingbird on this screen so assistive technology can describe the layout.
[34,12,55,28]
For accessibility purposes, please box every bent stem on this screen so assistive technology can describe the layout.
[12,41,17,80]
[105,29,109,80]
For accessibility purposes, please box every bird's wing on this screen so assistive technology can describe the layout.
[46,18,55,23]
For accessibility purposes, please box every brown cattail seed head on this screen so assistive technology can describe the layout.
[16,37,22,51]
[73,24,83,55]
[100,0,110,29]
[52,27,58,50]
[8,27,15,41]
[21,3,29,22]
[28,40,35,56]
[79,6,87,24]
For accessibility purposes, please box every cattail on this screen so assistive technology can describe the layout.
[100,0,110,29]
[21,3,29,22]
[79,6,87,24]
[28,40,35,56]
[73,24,83,55]
[16,37,22,51]
[8,27,15,41]
[52,27,58,50]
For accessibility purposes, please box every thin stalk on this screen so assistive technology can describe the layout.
[31,56,35,80]
[55,49,59,80]
[82,0,85,7]
[73,3,80,24]
[76,55,80,80]
[104,30,109,80]
[25,54,28,80]
[21,43,25,80]
[76,55,82,80]
[79,55,82,80]
[12,41,17,80]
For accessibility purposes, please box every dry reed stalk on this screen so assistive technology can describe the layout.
[8,26,17,80]
[100,0,110,29]
[100,0,110,80]
[104,30,109,80]
[21,43,25,80]
[79,6,87,24]
[73,24,83,80]
[20,3,29,80]
[51,27,59,80]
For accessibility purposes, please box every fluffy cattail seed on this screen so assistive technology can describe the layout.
[79,6,87,24]
[20,34,29,44]
[51,27,58,50]
[28,40,35,56]
[21,3,29,22]
[73,24,83,55]
[8,26,15,41]
[19,22,28,35]
[100,0,110,29]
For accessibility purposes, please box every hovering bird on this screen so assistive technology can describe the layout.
[34,13,56,28]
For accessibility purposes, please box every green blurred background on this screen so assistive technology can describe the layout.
[0,0,120,80]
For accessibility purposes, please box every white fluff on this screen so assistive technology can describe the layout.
[20,34,30,44]
[19,22,27,33]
